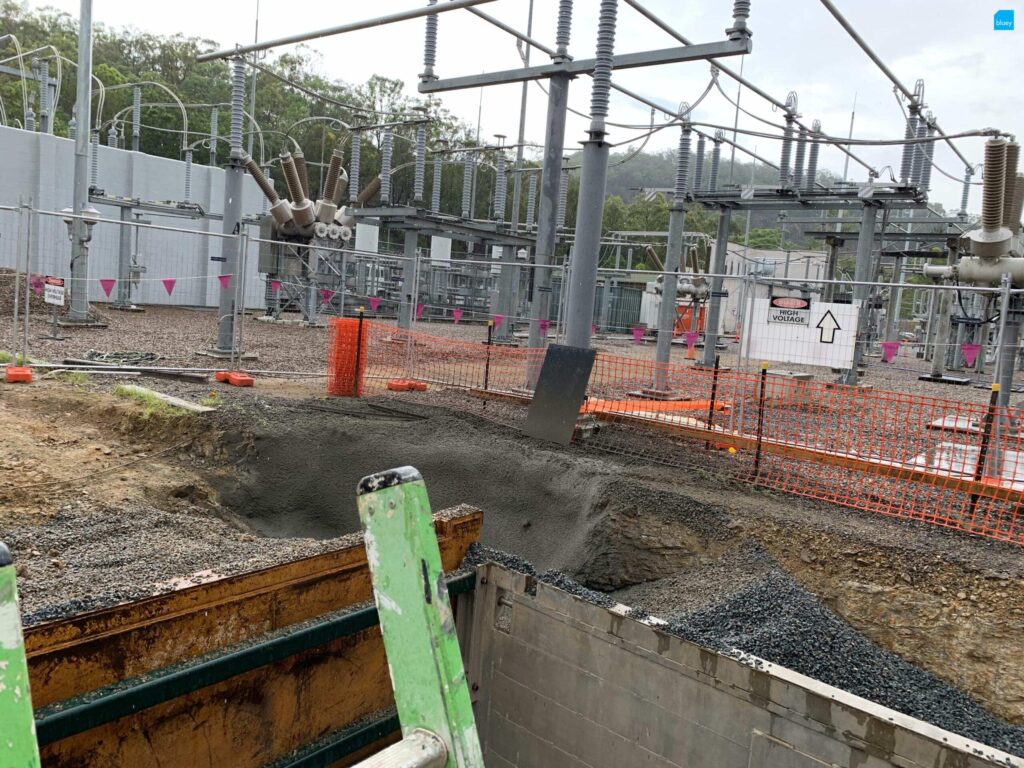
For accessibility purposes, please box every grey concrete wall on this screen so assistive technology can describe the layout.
[0,124,266,308]
[458,564,1021,768]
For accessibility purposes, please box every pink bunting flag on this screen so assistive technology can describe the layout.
[30,274,44,296]
[632,327,644,345]
[539,318,551,335]
[369,296,382,312]
[880,340,900,364]
[684,330,699,351]
[270,280,281,294]
[452,307,463,324]
[320,288,334,304]
[161,278,176,296]
[494,313,504,329]
[961,342,982,367]
[99,278,116,297]
[415,303,425,319]
[218,274,232,291]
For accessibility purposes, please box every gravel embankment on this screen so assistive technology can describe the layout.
[668,570,1024,757]
[469,541,1024,757]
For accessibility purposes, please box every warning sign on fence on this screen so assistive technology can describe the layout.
[43,276,65,306]
[766,296,810,326]
[744,298,860,368]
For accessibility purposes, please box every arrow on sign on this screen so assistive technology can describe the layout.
[816,310,840,343]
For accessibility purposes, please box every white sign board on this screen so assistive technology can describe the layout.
[744,298,860,369]
[430,236,452,264]
[43,276,65,306]
[354,223,379,254]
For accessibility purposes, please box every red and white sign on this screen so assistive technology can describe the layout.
[43,276,65,306]
[767,295,811,326]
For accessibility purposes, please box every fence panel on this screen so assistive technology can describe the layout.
[331,319,1024,547]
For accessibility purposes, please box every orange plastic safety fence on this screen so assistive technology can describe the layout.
[326,316,368,396]
[327,321,1024,547]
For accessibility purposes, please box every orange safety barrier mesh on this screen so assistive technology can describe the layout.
[327,320,1024,547]
[326,316,368,396]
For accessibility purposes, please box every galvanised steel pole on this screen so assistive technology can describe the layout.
[841,203,878,385]
[702,209,733,366]
[527,0,573,357]
[654,122,691,390]
[564,0,617,349]
[68,0,93,322]
[213,57,246,354]
[524,97,566,346]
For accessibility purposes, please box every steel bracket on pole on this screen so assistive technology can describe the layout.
[419,38,751,93]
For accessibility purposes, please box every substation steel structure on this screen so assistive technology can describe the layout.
[690,185,928,385]
[418,0,754,374]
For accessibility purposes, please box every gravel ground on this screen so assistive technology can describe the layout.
[666,570,1024,758]
[5,498,357,625]
[469,539,1024,757]
[612,539,776,615]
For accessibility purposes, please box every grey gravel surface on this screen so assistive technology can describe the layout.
[663,569,1024,758]
[613,539,776,615]
[469,540,1024,758]
[5,499,357,625]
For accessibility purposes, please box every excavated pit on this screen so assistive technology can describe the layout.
[214,397,1024,752]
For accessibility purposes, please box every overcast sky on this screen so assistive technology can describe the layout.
[27,0,1024,214]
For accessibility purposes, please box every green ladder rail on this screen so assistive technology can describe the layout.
[355,466,484,768]
[0,541,42,768]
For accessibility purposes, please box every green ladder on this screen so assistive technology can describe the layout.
[354,466,484,768]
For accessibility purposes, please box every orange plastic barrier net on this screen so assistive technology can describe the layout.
[328,320,1024,546]
[326,317,368,396]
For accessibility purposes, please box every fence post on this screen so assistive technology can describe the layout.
[354,308,365,398]
[705,354,721,449]
[969,384,1001,516]
[0,541,42,767]
[22,205,34,363]
[234,229,249,364]
[753,362,769,476]
[11,205,23,353]
[483,320,494,401]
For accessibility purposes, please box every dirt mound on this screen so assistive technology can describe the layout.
[0,269,50,318]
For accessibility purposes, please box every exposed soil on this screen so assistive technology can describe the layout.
[2,378,1023,750]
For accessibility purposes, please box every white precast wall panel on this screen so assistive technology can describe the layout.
[0,126,265,309]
